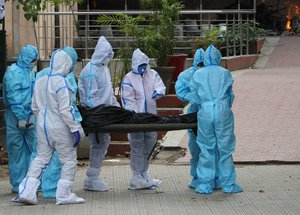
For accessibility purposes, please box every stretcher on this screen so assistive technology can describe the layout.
[83,123,197,133]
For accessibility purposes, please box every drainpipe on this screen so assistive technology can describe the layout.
[12,0,20,57]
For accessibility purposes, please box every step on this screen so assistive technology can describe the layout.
[168,82,176,94]
[78,140,131,158]
[107,141,131,156]
[157,94,186,108]
[157,107,183,116]
[110,130,168,143]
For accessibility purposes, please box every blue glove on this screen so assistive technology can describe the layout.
[73,131,81,148]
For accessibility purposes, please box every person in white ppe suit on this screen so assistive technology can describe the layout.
[78,36,120,192]
[17,49,85,205]
[121,49,166,190]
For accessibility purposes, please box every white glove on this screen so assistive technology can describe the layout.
[17,120,27,129]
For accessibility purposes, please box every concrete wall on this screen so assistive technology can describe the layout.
[4,1,76,59]
[5,1,36,58]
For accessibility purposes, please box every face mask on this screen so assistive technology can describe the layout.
[137,64,147,75]
[102,57,110,65]
[102,53,114,65]
[29,62,36,70]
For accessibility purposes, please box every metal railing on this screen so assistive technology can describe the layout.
[36,9,257,60]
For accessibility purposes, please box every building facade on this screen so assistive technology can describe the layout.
[3,0,258,59]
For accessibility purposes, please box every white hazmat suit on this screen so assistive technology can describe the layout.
[18,50,85,205]
[121,49,166,189]
[78,36,120,192]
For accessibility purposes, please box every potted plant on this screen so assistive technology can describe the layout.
[97,13,145,95]
[140,0,189,84]
[137,0,184,66]
[137,0,184,93]
[223,20,266,55]
[192,27,224,53]
[98,0,184,94]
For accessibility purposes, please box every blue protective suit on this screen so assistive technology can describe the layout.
[3,45,38,192]
[35,46,82,198]
[190,45,243,194]
[175,48,204,189]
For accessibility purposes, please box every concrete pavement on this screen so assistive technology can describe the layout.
[175,36,300,164]
[0,164,300,215]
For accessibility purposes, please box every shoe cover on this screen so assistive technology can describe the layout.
[128,174,157,190]
[141,172,161,188]
[195,183,213,194]
[188,177,199,189]
[223,183,243,193]
[12,188,18,193]
[84,177,109,192]
[11,196,22,203]
[18,177,41,205]
[212,178,222,190]
[56,179,85,205]
[56,193,85,205]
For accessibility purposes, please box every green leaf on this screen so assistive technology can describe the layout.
[24,13,31,21]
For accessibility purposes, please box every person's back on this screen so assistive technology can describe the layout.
[190,44,242,194]
[35,46,82,199]
[34,58,76,134]
[17,49,85,205]
[191,46,233,107]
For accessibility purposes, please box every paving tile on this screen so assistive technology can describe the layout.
[176,37,300,164]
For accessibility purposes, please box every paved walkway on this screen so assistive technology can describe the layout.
[0,165,299,215]
[175,36,300,164]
